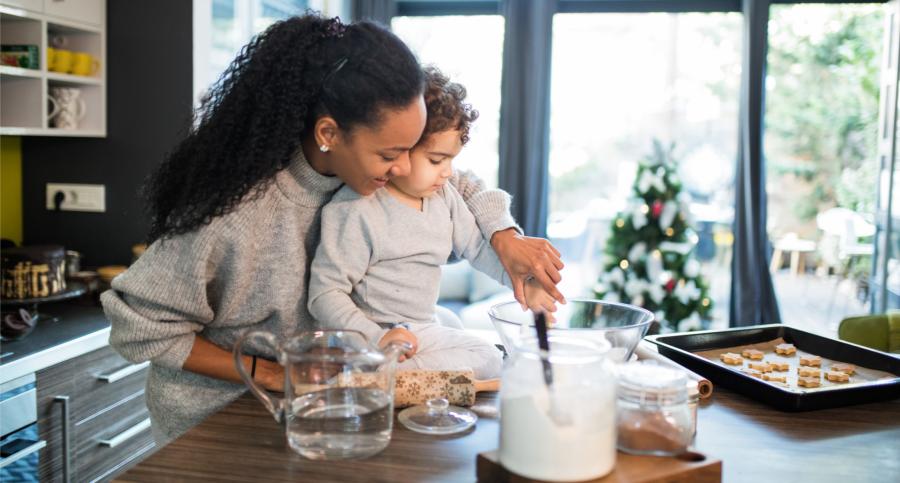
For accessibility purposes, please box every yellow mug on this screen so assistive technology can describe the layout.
[70,52,99,76]
[49,48,73,73]
[46,47,55,70]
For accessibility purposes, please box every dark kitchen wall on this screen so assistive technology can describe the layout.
[22,0,193,267]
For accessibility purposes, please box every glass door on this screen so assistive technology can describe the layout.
[764,3,885,335]
[872,0,900,313]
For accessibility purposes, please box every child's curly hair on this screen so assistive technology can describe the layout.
[421,66,479,145]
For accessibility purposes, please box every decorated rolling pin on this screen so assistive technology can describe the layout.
[338,369,499,407]
[393,369,499,408]
[635,340,714,399]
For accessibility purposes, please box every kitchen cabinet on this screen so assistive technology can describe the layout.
[0,0,106,137]
[44,0,104,27]
[36,345,156,482]
[1,0,41,14]
[1,0,103,27]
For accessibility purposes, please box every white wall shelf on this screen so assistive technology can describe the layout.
[0,64,41,78]
[0,1,106,137]
[45,71,102,85]
[0,127,104,136]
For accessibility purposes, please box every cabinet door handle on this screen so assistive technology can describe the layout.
[98,418,151,448]
[0,440,47,469]
[97,362,150,383]
[54,396,71,483]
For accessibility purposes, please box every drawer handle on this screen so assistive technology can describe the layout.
[54,396,72,483]
[0,440,47,469]
[99,418,151,448]
[97,362,150,383]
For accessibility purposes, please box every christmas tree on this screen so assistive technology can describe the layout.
[594,141,713,332]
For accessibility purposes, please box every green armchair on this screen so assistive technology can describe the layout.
[838,312,900,354]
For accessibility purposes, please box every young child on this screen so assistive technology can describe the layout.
[308,67,556,379]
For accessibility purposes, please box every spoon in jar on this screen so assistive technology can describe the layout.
[534,311,572,426]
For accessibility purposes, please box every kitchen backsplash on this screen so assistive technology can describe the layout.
[1,135,23,245]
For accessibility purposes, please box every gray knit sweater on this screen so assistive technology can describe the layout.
[100,149,517,443]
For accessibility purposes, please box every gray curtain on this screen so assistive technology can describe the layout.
[350,0,396,25]
[730,0,781,327]
[497,0,557,237]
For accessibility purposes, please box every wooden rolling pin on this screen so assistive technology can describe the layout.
[337,369,499,408]
[635,341,714,399]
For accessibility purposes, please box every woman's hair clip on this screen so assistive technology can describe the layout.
[323,17,347,39]
[322,57,349,87]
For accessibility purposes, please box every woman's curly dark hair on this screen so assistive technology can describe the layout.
[420,66,479,146]
[144,13,424,242]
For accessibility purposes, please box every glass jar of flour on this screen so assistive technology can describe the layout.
[498,336,616,481]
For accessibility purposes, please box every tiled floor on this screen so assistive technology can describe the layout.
[704,267,869,337]
[640,261,869,336]
[771,270,869,337]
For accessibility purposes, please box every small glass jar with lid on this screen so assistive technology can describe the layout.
[616,361,693,456]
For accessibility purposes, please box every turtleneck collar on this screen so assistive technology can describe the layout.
[276,146,344,207]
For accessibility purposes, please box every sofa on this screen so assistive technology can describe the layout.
[436,260,515,331]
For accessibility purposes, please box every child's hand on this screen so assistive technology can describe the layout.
[524,278,562,323]
[379,327,418,362]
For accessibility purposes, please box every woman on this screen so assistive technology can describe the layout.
[101,14,564,443]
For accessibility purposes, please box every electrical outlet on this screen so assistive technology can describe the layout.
[45,183,106,212]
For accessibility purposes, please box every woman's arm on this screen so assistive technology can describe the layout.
[444,184,558,313]
[448,169,565,304]
[102,232,218,371]
[184,336,284,391]
[101,227,286,389]
[491,229,565,304]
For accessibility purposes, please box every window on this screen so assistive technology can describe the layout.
[765,3,884,333]
[547,12,742,327]
[194,0,308,105]
[392,15,504,188]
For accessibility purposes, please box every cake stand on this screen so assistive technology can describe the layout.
[1,280,88,323]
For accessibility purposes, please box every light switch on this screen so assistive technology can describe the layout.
[45,183,106,212]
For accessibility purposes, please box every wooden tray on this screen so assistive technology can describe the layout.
[477,449,721,483]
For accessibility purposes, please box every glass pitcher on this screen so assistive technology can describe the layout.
[234,329,409,460]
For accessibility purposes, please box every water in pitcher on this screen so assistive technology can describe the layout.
[288,387,394,459]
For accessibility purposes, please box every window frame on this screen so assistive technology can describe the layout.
[391,0,890,324]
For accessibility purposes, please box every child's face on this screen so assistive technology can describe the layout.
[390,129,463,198]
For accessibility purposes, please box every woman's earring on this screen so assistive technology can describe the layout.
[319,145,330,153]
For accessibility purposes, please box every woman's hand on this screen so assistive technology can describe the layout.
[491,228,566,307]
[256,358,285,392]
[379,327,418,362]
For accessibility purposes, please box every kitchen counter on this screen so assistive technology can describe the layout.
[122,387,900,482]
[0,303,110,384]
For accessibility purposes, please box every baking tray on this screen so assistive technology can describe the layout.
[645,324,900,411]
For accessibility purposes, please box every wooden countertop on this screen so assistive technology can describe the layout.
[120,388,900,482]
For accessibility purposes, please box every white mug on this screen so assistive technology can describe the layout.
[48,87,87,129]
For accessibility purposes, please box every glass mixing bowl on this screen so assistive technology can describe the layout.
[489,299,654,362]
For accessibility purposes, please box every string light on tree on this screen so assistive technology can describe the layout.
[593,141,714,332]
